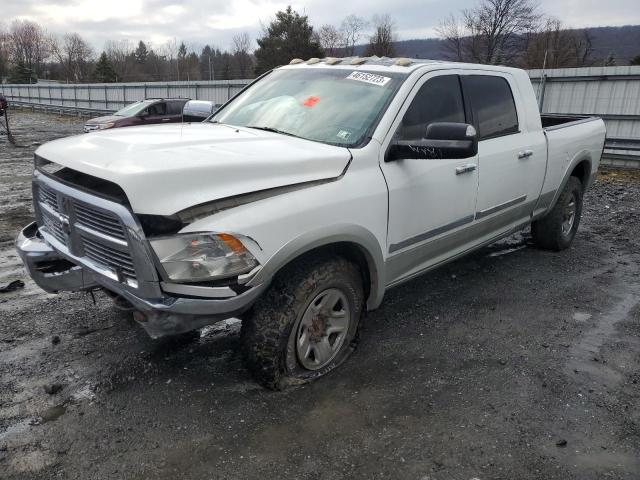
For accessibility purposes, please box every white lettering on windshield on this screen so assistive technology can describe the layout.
[346,71,391,87]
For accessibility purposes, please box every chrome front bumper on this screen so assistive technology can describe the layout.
[16,221,99,293]
[16,219,267,338]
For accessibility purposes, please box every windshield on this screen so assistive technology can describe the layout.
[114,101,147,117]
[211,68,406,147]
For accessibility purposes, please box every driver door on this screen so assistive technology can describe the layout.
[380,73,479,284]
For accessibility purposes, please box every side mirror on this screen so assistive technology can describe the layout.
[386,122,478,161]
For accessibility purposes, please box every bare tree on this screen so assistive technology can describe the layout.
[105,40,135,81]
[340,14,368,56]
[162,38,180,80]
[51,33,94,82]
[520,19,595,69]
[571,30,594,67]
[0,23,10,79]
[8,20,51,76]
[317,24,342,56]
[521,18,570,69]
[232,32,253,78]
[437,15,466,62]
[365,14,396,57]
[438,0,541,65]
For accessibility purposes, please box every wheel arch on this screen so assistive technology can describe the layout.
[246,225,386,310]
[545,152,593,215]
[569,157,592,190]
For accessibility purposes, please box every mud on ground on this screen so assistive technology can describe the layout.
[0,110,639,479]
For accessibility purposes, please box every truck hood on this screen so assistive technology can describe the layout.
[35,123,351,215]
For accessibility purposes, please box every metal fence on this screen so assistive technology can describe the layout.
[2,66,640,166]
[0,80,252,114]
[529,65,640,168]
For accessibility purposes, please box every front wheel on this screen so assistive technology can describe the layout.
[240,255,364,390]
[532,176,584,251]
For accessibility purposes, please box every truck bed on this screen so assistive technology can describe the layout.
[541,114,599,131]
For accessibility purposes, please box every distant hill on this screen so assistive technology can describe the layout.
[354,25,640,65]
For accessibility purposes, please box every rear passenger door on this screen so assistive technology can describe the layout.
[166,100,187,123]
[462,74,546,225]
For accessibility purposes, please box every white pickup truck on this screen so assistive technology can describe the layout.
[17,57,606,388]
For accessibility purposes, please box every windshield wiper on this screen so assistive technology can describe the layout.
[246,125,300,139]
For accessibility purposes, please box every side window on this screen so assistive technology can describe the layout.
[149,102,167,116]
[463,75,519,139]
[167,101,184,115]
[397,75,465,141]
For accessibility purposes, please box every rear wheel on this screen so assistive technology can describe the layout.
[532,176,583,251]
[240,255,364,390]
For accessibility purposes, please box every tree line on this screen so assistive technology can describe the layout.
[1,1,638,85]
[0,21,255,84]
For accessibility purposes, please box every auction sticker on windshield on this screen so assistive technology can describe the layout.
[346,71,391,86]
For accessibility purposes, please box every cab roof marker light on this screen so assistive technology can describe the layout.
[325,57,342,65]
[350,57,367,65]
[395,58,413,66]
[307,57,320,64]
[289,58,304,65]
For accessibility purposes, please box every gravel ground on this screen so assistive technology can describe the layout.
[1,110,639,480]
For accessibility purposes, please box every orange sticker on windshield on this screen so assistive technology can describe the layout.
[303,96,320,107]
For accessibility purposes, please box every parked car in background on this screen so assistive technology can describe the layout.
[182,100,219,122]
[83,98,189,132]
[0,94,7,116]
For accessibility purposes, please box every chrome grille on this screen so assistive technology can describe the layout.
[41,208,66,244]
[81,236,137,282]
[38,183,59,211]
[35,181,138,287]
[73,201,127,241]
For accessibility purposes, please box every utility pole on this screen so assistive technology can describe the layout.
[205,54,214,81]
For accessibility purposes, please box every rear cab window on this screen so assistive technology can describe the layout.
[462,75,519,140]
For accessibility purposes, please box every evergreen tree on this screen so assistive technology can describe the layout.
[200,45,214,80]
[254,6,323,75]
[8,63,37,84]
[630,55,640,66]
[94,52,118,82]
[178,42,187,60]
[135,41,148,64]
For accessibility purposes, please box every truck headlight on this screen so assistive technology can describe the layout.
[150,233,258,282]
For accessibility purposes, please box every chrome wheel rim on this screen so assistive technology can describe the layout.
[295,288,351,371]
[562,194,577,236]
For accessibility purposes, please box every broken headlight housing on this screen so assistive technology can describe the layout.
[150,233,258,282]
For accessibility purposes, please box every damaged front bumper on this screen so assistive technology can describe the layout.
[16,222,98,292]
[16,221,267,338]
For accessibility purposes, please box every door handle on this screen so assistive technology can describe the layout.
[162,118,171,122]
[518,150,533,159]
[455,163,477,175]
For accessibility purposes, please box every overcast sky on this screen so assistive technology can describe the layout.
[3,0,640,52]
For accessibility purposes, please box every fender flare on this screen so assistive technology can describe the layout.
[546,151,593,214]
[246,224,386,310]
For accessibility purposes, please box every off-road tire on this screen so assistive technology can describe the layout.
[240,255,365,390]
[532,176,583,251]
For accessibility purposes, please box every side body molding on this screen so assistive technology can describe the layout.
[245,224,386,310]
